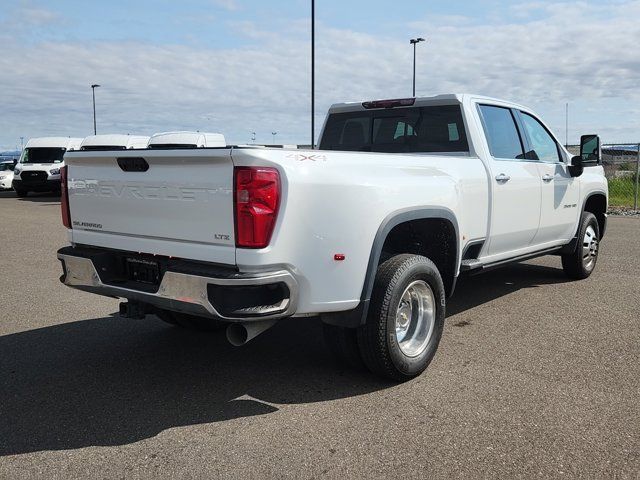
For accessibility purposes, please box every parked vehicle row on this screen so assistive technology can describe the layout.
[10,134,155,197]
[8,132,288,196]
[55,93,608,381]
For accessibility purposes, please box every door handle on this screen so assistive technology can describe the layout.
[495,173,511,183]
[542,174,554,182]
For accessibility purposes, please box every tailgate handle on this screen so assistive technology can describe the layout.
[117,157,149,172]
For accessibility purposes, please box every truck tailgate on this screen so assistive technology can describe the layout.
[65,149,236,265]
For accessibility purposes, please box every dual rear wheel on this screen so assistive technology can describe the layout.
[324,254,446,382]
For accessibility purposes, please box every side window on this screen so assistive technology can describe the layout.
[520,112,561,163]
[478,105,525,160]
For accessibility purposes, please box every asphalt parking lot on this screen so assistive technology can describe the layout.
[0,191,638,479]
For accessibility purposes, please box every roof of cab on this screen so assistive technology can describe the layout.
[81,134,150,150]
[25,137,83,150]
[147,131,226,148]
[327,94,532,114]
[327,94,463,114]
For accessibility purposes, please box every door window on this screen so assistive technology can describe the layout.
[478,105,525,160]
[520,113,561,163]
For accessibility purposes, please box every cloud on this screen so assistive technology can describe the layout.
[21,7,61,25]
[211,0,240,11]
[0,1,639,149]
[509,1,555,18]
[0,2,63,29]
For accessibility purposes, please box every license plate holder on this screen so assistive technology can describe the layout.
[125,257,160,285]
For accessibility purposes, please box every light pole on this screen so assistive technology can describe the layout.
[409,37,425,97]
[91,84,100,134]
[20,136,24,150]
[565,102,569,147]
[311,0,315,149]
[272,131,278,144]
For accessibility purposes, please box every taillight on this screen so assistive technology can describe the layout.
[60,165,71,228]
[234,166,280,248]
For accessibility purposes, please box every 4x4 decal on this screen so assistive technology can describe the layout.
[285,153,326,162]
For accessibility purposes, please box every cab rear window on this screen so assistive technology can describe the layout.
[320,105,469,153]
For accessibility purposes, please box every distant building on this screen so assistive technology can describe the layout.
[0,150,21,163]
[602,145,639,164]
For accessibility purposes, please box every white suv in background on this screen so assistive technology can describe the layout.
[0,160,15,190]
[12,137,82,197]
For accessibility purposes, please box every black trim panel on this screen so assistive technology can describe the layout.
[461,239,486,260]
[584,191,608,239]
[12,178,61,192]
[361,207,460,303]
[462,246,562,275]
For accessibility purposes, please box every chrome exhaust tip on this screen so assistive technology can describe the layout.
[226,319,278,346]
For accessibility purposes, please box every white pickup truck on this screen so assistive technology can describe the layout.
[57,94,608,381]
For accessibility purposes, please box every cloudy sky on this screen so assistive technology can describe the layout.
[0,0,639,150]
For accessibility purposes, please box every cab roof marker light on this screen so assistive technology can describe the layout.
[362,98,416,109]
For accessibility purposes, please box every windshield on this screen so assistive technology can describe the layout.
[320,105,469,153]
[0,163,14,171]
[20,147,66,164]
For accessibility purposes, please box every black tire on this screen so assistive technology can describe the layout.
[322,323,365,370]
[156,310,228,331]
[561,212,600,280]
[15,188,28,198]
[357,254,446,382]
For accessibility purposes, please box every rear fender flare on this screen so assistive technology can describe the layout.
[322,207,460,328]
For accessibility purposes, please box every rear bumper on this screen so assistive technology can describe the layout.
[13,178,61,192]
[57,247,298,322]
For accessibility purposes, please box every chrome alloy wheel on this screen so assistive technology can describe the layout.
[394,280,436,358]
[582,225,599,271]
